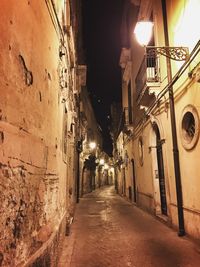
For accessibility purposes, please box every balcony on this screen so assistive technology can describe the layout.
[123,107,133,135]
[135,50,161,105]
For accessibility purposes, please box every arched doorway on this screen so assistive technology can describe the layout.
[131,159,137,203]
[122,167,126,196]
[151,123,167,215]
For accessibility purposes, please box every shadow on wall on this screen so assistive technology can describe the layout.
[31,254,51,267]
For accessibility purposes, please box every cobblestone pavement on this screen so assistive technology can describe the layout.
[58,186,200,267]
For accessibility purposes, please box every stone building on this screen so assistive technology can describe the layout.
[115,0,200,240]
[0,0,82,265]
[78,86,103,195]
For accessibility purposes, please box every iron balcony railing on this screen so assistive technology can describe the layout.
[135,50,160,103]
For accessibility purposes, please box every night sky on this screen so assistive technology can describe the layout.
[82,0,124,156]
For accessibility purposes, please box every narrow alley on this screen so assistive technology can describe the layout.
[1,0,200,266]
[59,186,200,267]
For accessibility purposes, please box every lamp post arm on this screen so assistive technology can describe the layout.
[146,46,189,61]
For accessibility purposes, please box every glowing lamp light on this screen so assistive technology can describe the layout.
[99,158,105,165]
[134,21,153,46]
[89,142,96,150]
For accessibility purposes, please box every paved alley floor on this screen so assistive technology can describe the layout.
[58,186,200,267]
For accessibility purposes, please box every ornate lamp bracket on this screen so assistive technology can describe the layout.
[146,46,189,61]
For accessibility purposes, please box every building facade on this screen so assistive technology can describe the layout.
[78,86,104,195]
[0,0,82,265]
[116,0,200,240]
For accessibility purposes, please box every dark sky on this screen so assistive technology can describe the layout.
[82,0,124,156]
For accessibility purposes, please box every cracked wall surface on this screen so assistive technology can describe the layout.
[0,0,78,266]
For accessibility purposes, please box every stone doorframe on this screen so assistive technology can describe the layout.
[149,116,169,216]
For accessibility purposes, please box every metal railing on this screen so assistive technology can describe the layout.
[135,51,160,101]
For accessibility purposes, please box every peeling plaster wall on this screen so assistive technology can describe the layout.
[0,1,77,266]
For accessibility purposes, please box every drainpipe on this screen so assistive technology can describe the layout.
[76,148,80,203]
[161,0,185,236]
[81,166,85,196]
[76,94,81,203]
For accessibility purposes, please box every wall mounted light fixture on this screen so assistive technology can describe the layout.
[134,21,189,61]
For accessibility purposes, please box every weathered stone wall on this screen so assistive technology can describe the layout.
[0,1,77,265]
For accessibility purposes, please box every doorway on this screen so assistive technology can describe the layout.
[122,168,126,196]
[131,159,137,203]
[152,123,167,215]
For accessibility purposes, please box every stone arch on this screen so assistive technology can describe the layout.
[149,117,168,216]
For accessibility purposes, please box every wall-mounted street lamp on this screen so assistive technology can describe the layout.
[134,21,189,61]
[134,21,154,47]
[134,9,186,237]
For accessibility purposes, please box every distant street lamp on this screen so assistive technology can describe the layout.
[99,158,105,165]
[89,141,96,150]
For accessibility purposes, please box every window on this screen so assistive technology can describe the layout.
[138,136,144,166]
[180,105,199,150]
